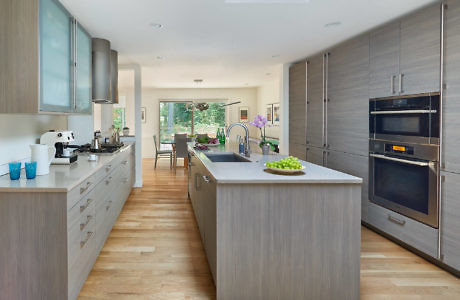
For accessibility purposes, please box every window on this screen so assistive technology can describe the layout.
[159,101,226,142]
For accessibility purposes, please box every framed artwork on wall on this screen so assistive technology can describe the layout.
[239,106,249,122]
[141,107,146,123]
[273,103,280,126]
[266,104,273,123]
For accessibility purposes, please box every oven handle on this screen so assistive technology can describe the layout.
[370,110,437,115]
[370,154,430,167]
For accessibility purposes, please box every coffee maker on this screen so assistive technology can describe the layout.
[40,130,78,164]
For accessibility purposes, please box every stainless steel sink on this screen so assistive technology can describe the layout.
[204,152,251,163]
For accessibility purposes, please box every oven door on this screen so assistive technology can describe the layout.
[371,110,438,144]
[369,153,438,228]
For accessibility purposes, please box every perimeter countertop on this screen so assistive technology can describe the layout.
[0,145,132,193]
[189,142,362,184]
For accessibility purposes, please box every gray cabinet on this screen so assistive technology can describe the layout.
[369,22,400,99]
[368,202,439,258]
[289,143,307,161]
[327,34,370,156]
[306,54,326,148]
[0,0,92,114]
[326,150,369,223]
[369,3,441,99]
[306,146,325,166]
[442,0,460,174]
[399,5,441,95]
[188,153,217,283]
[289,60,307,147]
[441,171,460,271]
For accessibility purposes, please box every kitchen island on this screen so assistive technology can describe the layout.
[188,143,362,300]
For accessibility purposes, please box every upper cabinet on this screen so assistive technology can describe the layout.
[369,5,441,99]
[39,0,73,112]
[75,23,92,114]
[0,0,92,114]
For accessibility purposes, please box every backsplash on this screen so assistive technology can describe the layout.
[0,114,68,176]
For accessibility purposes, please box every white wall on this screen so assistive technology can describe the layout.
[141,87,258,158]
[256,80,280,140]
[0,114,68,175]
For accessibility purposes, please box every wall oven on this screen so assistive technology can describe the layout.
[369,139,439,228]
[369,93,440,145]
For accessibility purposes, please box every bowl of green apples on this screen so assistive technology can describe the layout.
[264,156,306,174]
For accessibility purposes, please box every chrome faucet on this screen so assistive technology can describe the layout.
[227,122,250,157]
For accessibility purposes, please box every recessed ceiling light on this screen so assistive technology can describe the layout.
[226,0,310,3]
[150,23,163,29]
[324,21,342,28]
[156,56,164,60]
[194,79,203,83]
[266,73,272,76]
[272,54,280,58]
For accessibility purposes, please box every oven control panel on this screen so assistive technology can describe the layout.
[384,143,414,155]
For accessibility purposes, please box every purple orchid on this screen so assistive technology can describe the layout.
[248,114,273,148]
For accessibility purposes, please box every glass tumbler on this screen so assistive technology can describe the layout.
[9,162,21,180]
[25,162,37,179]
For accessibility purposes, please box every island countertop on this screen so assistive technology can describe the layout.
[188,142,362,184]
[0,144,132,193]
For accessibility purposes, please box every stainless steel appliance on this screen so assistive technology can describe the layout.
[369,139,439,228]
[369,92,440,145]
[40,130,78,165]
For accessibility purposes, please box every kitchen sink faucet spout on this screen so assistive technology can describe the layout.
[227,122,250,157]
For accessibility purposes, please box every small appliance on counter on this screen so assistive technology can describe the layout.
[40,130,78,165]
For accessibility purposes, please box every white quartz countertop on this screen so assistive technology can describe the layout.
[189,142,362,184]
[0,145,132,193]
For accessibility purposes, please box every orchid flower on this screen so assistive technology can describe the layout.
[248,114,274,149]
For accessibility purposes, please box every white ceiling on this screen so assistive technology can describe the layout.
[61,0,437,89]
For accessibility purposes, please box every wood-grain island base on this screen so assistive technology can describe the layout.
[216,183,361,300]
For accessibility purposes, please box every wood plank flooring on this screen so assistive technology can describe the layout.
[79,158,460,300]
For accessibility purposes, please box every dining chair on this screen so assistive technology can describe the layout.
[153,135,173,169]
[174,134,188,174]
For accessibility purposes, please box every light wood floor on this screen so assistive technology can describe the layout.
[79,158,460,300]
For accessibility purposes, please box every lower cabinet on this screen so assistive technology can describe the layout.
[367,202,439,258]
[189,153,217,283]
[441,171,460,270]
[289,143,307,160]
[306,146,325,166]
[68,147,134,299]
[326,150,369,223]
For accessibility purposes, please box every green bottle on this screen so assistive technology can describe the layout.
[220,128,225,145]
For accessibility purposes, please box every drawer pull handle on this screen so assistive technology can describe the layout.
[80,181,92,194]
[105,176,113,185]
[80,215,93,231]
[80,198,93,213]
[122,160,128,165]
[106,200,113,211]
[80,231,93,248]
[388,215,406,226]
[106,165,112,172]
[122,178,129,183]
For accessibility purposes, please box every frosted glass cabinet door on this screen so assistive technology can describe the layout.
[39,0,72,112]
[75,24,92,114]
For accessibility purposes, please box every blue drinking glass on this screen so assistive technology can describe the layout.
[9,162,21,180]
[25,162,37,179]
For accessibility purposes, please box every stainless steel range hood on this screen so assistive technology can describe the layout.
[92,38,118,104]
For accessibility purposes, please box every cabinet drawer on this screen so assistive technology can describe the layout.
[68,208,96,267]
[368,203,438,258]
[67,173,109,228]
[67,222,97,300]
